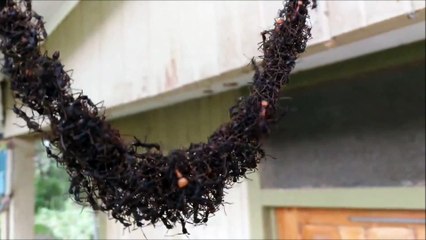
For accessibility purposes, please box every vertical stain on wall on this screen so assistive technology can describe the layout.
[165,58,178,91]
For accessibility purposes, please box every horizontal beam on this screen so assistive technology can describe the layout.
[261,187,426,210]
[105,19,426,120]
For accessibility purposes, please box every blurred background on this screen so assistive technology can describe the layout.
[0,1,425,239]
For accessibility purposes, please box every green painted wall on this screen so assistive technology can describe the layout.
[110,89,244,152]
[287,40,425,91]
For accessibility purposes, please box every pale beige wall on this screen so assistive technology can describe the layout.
[39,1,425,109]
[7,139,35,239]
[42,1,271,108]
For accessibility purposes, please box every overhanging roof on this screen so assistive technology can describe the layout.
[33,0,80,36]
[105,19,425,121]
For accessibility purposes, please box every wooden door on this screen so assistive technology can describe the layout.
[276,208,426,240]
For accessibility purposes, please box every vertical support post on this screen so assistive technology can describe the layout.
[8,138,35,239]
[247,171,266,239]
[96,212,108,239]
[0,212,9,239]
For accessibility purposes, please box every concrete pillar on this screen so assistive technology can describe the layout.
[7,138,35,239]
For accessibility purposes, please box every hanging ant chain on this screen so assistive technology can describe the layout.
[0,0,315,233]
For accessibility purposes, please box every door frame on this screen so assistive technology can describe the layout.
[246,172,426,239]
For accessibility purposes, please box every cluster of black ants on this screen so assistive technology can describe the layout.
[0,0,315,234]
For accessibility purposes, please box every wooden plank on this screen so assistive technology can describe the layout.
[276,208,426,240]
[415,226,426,240]
[302,225,340,240]
[366,227,415,240]
[276,208,300,240]
[297,208,425,227]
[339,226,365,239]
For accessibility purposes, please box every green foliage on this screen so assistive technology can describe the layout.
[34,223,58,239]
[35,175,67,212]
[35,199,95,240]
[34,142,96,239]
[34,142,69,213]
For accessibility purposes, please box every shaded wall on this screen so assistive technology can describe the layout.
[260,59,425,189]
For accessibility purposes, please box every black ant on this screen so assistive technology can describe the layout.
[131,136,160,151]
[12,104,41,131]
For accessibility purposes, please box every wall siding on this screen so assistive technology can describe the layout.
[40,1,424,109]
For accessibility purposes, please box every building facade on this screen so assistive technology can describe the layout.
[0,1,425,239]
